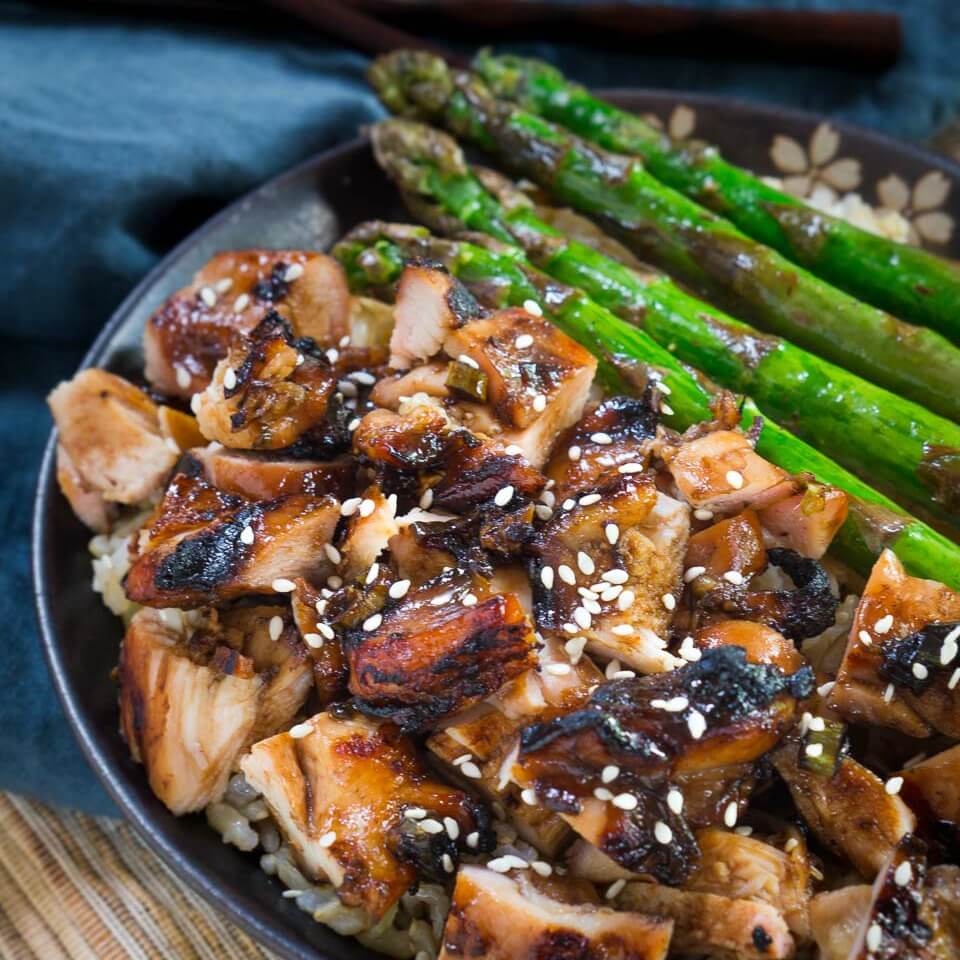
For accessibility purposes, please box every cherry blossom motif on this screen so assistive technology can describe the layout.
[769,123,861,202]
[642,105,697,140]
[876,170,955,246]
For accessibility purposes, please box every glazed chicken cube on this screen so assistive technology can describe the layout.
[900,743,960,825]
[342,570,537,732]
[615,882,793,960]
[48,369,178,527]
[389,263,482,368]
[531,472,689,673]
[336,485,399,581]
[771,739,915,878]
[758,482,849,560]
[125,463,340,608]
[240,712,490,919]
[119,608,262,815]
[144,249,350,398]
[439,866,674,960]
[193,311,382,452]
[809,885,872,960]
[830,548,960,738]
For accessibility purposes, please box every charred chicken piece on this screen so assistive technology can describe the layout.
[389,262,481,369]
[544,392,659,500]
[144,250,350,398]
[531,473,689,673]
[48,369,178,529]
[125,465,340,608]
[240,711,491,919]
[194,311,382,452]
[193,444,355,501]
[337,485,399,581]
[615,882,794,960]
[830,549,960,738]
[439,866,674,960]
[771,738,915,878]
[290,578,349,707]
[342,570,537,732]
[694,620,805,674]
[443,306,597,467]
[119,608,261,815]
[901,744,960,827]
[699,547,839,642]
[685,510,768,580]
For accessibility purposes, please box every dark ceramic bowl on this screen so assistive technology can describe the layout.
[33,91,960,960]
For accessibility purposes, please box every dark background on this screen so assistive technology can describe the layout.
[3,0,958,815]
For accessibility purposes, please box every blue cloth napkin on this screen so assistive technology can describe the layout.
[3,0,958,817]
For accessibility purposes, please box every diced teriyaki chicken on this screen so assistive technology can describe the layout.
[144,250,351,398]
[48,369,178,529]
[62,239,960,959]
[240,711,491,919]
[439,865,674,960]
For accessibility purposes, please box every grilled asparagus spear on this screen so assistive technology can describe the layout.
[333,222,960,587]
[473,50,960,344]
[370,118,960,528]
[368,51,960,423]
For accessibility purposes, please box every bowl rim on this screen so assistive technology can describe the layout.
[31,88,960,960]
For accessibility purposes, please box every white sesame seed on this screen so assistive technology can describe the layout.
[593,787,614,801]
[866,923,882,952]
[317,622,335,640]
[654,821,673,844]
[684,566,706,583]
[494,485,514,507]
[618,462,644,474]
[459,353,478,369]
[416,488,434,511]
[272,578,296,593]
[337,379,358,398]
[532,393,547,412]
[406,808,427,822]
[883,683,895,703]
[282,889,304,899]
[723,801,739,828]
[805,743,824,758]
[875,614,894,634]
[617,590,635,611]
[725,470,744,490]
[545,663,572,678]
[223,367,237,390]
[577,551,595,575]
[912,662,929,680]
[950,668,960,690]
[348,417,361,431]
[175,366,191,390]
[662,593,677,612]
[564,445,582,465]
[451,755,472,769]
[420,818,444,834]
[894,861,913,886]
[603,523,620,546]
[574,607,592,630]
[316,829,337,848]
[535,504,553,521]
[462,593,478,607]
[441,853,455,874]
[515,333,534,349]
[611,624,634,638]
[505,444,524,456]
[431,591,453,606]
[818,680,836,697]
[289,722,312,739]
[562,623,578,634]
[601,765,620,784]
[540,566,555,590]
[460,762,482,779]
[613,793,638,811]
[351,370,377,386]
[521,788,538,806]
[664,696,689,712]
[523,299,543,317]
[590,432,612,445]
[466,831,479,849]
[303,633,324,649]
[325,347,339,364]
[444,816,460,840]
[558,564,577,585]
[233,293,250,312]
[941,638,959,665]
[735,826,754,836]
[612,670,636,679]
[809,716,826,732]
[268,615,284,641]
[858,629,873,647]
[362,613,382,632]
[885,776,904,796]
[385,579,410,601]
[240,525,255,545]
[605,659,622,680]
[679,636,702,662]
[284,262,304,282]
[531,861,552,877]
[667,789,684,815]
[605,878,626,900]
[562,498,576,511]
[358,498,376,518]
[216,277,234,293]
[784,837,799,853]
[324,543,341,564]
[688,710,707,739]
[660,403,674,416]
[694,508,714,521]
[565,637,587,663]
[200,286,217,308]
[487,857,511,873]
[603,569,629,584]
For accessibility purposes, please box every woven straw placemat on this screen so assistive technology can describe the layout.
[0,792,276,959]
